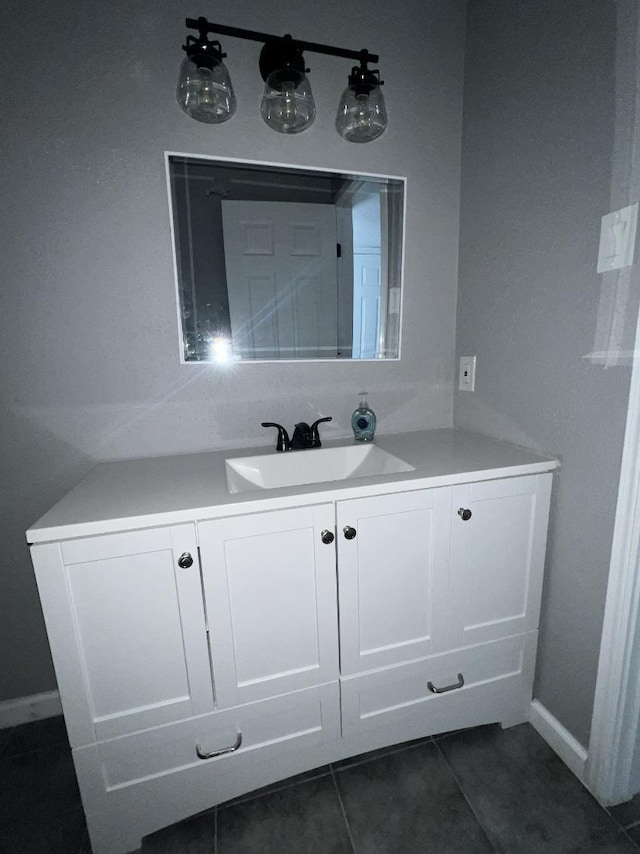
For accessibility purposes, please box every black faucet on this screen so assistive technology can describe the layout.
[261,422,290,452]
[262,417,332,451]
[310,417,332,447]
[291,422,313,449]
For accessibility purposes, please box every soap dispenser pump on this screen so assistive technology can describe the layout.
[351,392,377,442]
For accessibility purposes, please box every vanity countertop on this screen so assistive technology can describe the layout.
[27,429,558,543]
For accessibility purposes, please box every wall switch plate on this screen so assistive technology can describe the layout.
[459,355,476,391]
[597,203,638,273]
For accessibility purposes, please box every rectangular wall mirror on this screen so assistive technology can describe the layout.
[167,154,405,363]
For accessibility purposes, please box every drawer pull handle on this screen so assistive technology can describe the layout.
[196,731,243,760]
[458,508,472,521]
[427,673,465,694]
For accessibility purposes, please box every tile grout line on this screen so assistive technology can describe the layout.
[331,736,434,773]
[432,736,499,853]
[622,827,640,851]
[330,766,358,854]
[216,767,333,811]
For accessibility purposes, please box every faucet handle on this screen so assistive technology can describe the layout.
[310,417,333,448]
[261,422,291,452]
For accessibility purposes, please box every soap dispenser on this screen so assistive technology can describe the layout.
[351,392,377,442]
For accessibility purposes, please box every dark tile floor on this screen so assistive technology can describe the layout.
[0,716,87,854]
[3,717,640,853]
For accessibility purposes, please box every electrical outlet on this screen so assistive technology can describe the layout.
[459,355,476,391]
[597,203,638,273]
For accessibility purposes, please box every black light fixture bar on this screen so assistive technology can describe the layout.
[185,17,379,65]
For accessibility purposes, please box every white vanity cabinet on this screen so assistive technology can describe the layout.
[32,524,213,747]
[338,474,552,744]
[336,488,452,675]
[448,474,552,648]
[197,504,339,708]
[27,431,557,854]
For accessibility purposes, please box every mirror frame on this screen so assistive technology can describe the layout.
[165,152,407,364]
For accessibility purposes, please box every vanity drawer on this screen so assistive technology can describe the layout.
[93,681,340,789]
[340,633,537,738]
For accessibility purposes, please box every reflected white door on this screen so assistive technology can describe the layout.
[352,252,382,359]
[222,201,338,359]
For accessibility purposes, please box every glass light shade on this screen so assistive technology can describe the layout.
[260,72,315,134]
[335,85,387,143]
[177,56,237,124]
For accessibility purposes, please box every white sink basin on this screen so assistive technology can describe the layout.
[225,444,415,494]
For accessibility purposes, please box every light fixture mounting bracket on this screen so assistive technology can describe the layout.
[184,17,379,66]
[348,62,384,96]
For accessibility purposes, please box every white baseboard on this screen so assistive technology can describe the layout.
[0,690,62,729]
[529,699,588,782]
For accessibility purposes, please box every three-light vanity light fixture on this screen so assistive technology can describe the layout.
[176,17,388,143]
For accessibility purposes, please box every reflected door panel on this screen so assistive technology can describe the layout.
[353,253,382,359]
[222,201,338,360]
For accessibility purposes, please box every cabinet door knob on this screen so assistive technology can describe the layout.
[343,525,357,540]
[321,529,334,545]
[177,552,194,568]
[457,508,472,521]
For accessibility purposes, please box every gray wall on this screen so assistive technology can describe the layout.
[455,0,632,746]
[0,0,466,700]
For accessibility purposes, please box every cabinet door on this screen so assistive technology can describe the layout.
[337,489,452,676]
[449,474,552,648]
[198,504,339,708]
[33,524,213,745]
